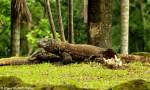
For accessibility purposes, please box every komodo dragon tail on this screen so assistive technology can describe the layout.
[0,57,32,66]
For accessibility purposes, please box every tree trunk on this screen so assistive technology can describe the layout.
[44,0,57,39]
[121,0,129,54]
[139,0,145,30]
[11,0,32,56]
[68,0,74,43]
[11,0,21,56]
[56,0,66,42]
[88,0,112,48]
[83,0,88,23]
[20,24,28,55]
[11,22,20,56]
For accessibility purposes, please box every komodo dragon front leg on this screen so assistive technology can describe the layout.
[28,48,62,63]
[61,52,74,65]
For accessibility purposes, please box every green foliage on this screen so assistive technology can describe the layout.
[129,1,150,52]
[112,0,121,52]
[26,19,60,49]
[112,25,121,52]
[73,0,87,43]
[112,0,150,53]
[0,0,10,57]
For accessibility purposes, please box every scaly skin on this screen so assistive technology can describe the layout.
[38,39,116,64]
[0,39,117,67]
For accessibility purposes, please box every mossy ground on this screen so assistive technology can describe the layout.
[0,57,149,90]
[109,79,150,90]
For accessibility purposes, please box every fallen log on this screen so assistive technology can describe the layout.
[0,57,30,66]
[119,54,150,63]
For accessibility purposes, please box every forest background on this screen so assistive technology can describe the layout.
[0,0,150,58]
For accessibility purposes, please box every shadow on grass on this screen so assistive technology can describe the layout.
[108,79,150,90]
[0,76,95,90]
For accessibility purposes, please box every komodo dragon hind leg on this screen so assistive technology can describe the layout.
[61,52,73,65]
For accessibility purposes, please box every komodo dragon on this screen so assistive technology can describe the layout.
[0,38,121,68]
[38,38,117,65]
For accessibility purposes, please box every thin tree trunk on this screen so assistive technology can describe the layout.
[139,0,145,29]
[68,0,74,43]
[11,0,32,56]
[88,0,112,48]
[11,0,21,56]
[56,0,66,42]
[121,0,129,54]
[84,0,88,23]
[44,0,57,39]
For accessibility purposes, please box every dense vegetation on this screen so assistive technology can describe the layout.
[0,0,87,57]
[0,0,150,57]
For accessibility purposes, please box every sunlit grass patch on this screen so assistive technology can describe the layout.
[0,61,149,89]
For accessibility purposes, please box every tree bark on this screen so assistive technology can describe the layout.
[11,0,21,56]
[83,0,88,23]
[68,0,74,43]
[88,0,112,48]
[119,54,150,63]
[0,57,30,66]
[121,0,129,54]
[44,0,57,39]
[11,0,32,56]
[56,0,66,42]
[11,22,20,56]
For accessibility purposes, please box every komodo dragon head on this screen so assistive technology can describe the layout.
[38,38,61,53]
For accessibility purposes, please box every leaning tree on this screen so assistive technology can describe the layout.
[56,0,66,42]
[44,0,57,39]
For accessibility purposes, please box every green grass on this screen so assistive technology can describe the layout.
[0,62,149,90]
